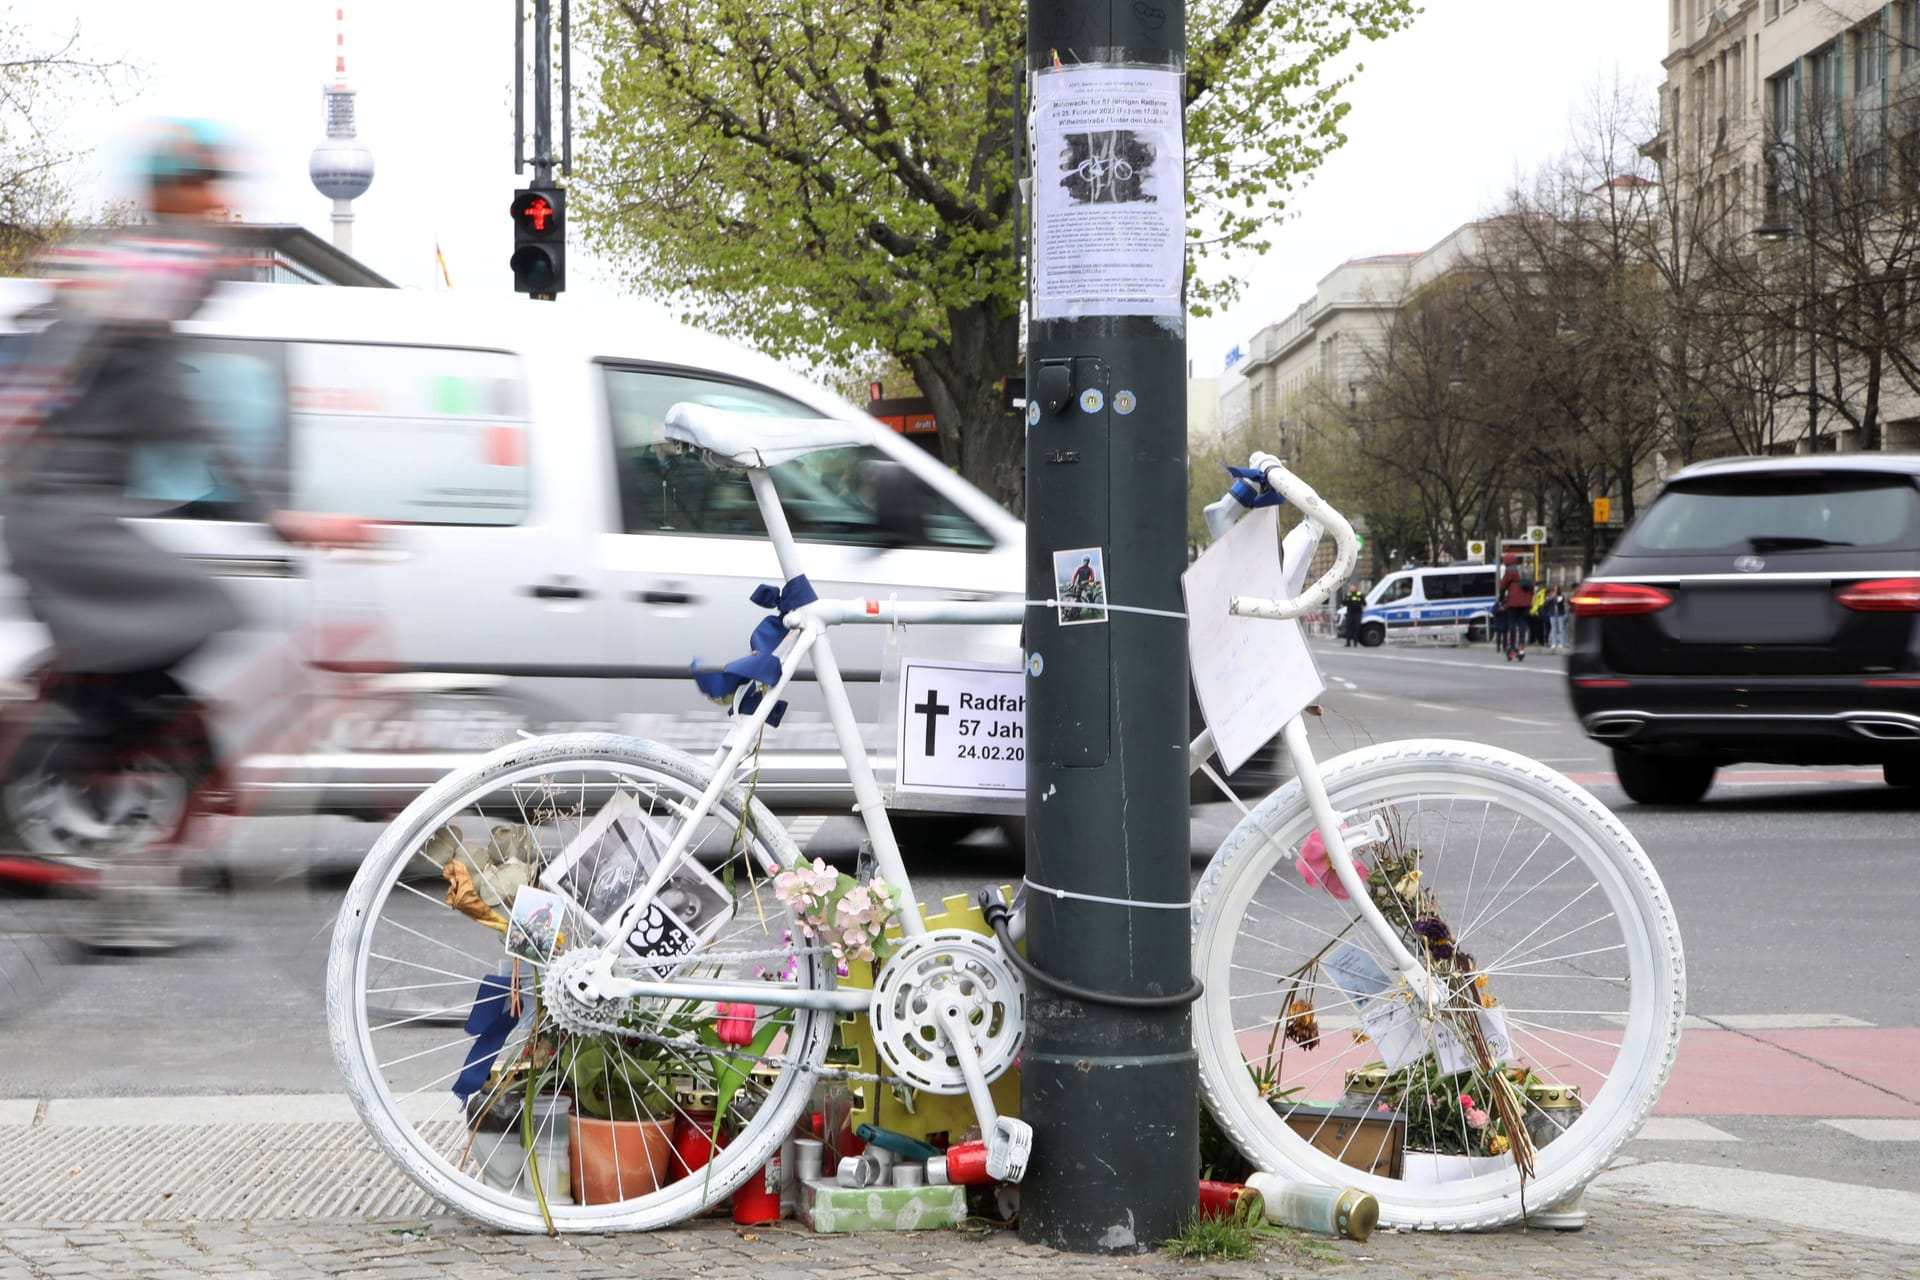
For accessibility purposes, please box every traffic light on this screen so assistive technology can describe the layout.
[509,186,565,298]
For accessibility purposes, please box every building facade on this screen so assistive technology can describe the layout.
[1228,222,1485,459]
[1651,0,1920,452]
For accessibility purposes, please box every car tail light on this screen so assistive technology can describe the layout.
[1836,578,1920,612]
[1569,582,1672,618]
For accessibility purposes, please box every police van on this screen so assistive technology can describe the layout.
[0,280,1030,846]
[1357,563,1499,647]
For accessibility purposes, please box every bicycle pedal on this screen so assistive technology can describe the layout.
[986,1116,1032,1183]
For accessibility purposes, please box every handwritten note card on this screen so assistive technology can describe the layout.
[1182,506,1326,774]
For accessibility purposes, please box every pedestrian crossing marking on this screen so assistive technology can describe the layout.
[1591,1161,1920,1246]
[1602,1013,1875,1030]
[1634,1118,1740,1141]
[785,815,828,850]
[1822,1119,1920,1141]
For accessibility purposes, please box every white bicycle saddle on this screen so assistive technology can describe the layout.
[663,402,879,469]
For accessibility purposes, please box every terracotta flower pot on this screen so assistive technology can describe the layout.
[568,1115,675,1203]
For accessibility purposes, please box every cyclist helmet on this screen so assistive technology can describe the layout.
[134,117,233,193]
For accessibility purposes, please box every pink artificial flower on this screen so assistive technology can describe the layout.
[1466,1107,1490,1131]
[801,857,839,895]
[1459,1094,1476,1109]
[1296,830,1370,900]
[715,1001,757,1046]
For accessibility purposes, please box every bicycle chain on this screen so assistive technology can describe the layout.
[544,945,910,1090]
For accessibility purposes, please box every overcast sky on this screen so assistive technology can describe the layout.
[43,2,1666,385]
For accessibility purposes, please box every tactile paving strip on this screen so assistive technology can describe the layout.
[0,1120,447,1223]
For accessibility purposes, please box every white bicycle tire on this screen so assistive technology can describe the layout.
[327,733,831,1232]
[1191,739,1684,1231]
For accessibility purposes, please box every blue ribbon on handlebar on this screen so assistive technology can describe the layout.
[688,574,819,728]
[1222,463,1286,510]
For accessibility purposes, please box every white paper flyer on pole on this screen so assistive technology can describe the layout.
[1031,64,1185,321]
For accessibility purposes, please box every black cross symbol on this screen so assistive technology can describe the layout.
[914,689,950,755]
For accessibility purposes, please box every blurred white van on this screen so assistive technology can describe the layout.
[0,281,1024,844]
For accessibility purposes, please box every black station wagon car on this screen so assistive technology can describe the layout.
[1567,455,1920,804]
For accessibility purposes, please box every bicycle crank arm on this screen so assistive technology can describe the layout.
[932,1000,1032,1182]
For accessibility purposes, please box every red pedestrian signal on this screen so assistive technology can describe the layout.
[509,186,566,297]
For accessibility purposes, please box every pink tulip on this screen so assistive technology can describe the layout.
[715,1001,757,1046]
[1296,830,1370,900]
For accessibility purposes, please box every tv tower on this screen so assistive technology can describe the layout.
[308,6,375,255]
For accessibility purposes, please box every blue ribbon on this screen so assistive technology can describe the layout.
[452,972,520,1101]
[689,575,817,725]
[1223,463,1287,510]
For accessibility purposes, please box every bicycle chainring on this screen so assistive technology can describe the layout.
[869,929,1025,1095]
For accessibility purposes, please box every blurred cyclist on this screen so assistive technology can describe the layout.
[1,119,367,878]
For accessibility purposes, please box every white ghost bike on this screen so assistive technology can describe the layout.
[328,406,1683,1233]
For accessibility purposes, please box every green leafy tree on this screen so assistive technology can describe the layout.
[0,18,129,273]
[577,0,1419,511]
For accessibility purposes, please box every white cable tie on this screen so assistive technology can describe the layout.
[1022,879,1194,910]
[1023,598,1188,621]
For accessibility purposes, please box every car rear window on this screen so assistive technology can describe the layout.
[1621,472,1920,554]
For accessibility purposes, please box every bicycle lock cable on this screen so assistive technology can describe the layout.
[975,888,1203,1010]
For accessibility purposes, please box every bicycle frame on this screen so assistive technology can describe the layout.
[578,467,1018,1011]
[578,447,1430,1012]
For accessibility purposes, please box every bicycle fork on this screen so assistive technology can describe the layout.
[1278,716,1434,1001]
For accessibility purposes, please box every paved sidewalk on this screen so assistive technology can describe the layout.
[3,1099,1916,1279]
[2,1188,1916,1280]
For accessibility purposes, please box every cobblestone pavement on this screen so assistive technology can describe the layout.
[3,1187,1917,1280]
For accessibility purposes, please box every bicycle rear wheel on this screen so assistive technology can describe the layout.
[328,734,833,1232]
[1191,740,1683,1230]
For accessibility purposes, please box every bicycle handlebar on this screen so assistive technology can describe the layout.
[1225,452,1359,623]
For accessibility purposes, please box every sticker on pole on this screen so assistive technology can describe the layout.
[1182,505,1325,774]
[895,659,1026,799]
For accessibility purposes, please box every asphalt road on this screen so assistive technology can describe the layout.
[3,633,1914,1208]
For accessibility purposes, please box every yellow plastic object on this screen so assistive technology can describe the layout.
[838,888,1022,1144]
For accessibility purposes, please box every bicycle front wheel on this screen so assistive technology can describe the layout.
[1192,739,1683,1231]
[328,734,833,1232]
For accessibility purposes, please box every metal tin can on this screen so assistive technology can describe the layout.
[1337,1065,1395,1111]
[1521,1082,1583,1151]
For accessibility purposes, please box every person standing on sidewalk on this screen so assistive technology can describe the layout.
[1498,552,1533,662]
[1544,584,1571,651]
[1340,583,1366,647]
